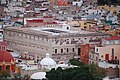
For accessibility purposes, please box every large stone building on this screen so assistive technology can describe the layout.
[4,27,108,63]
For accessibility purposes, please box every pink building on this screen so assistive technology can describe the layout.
[95,45,120,61]
[95,36,120,62]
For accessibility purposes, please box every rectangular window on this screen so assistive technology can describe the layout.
[55,49,57,53]
[67,48,69,53]
[0,66,2,70]
[72,48,74,52]
[96,48,98,52]
[89,54,91,59]
[96,57,98,60]
[6,66,10,70]
[61,49,63,53]
[112,48,114,59]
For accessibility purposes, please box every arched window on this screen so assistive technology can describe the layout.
[72,48,74,52]
[6,65,10,71]
[0,66,2,70]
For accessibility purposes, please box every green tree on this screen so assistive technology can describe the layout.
[22,74,30,80]
[0,71,30,80]
[69,59,84,66]
[88,64,106,80]
[0,70,11,80]
[46,59,106,80]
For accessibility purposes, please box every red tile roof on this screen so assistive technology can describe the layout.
[27,19,43,23]
[0,51,14,62]
[27,19,58,24]
[105,36,120,40]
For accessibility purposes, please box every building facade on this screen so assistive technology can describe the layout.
[89,50,99,64]
[0,41,16,73]
[95,36,120,61]
[79,20,97,31]
[4,27,108,63]
[95,45,120,61]
[80,44,90,64]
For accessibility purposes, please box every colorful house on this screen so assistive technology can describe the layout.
[79,20,97,30]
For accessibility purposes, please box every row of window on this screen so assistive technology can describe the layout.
[6,31,105,44]
[21,53,41,61]
[0,65,10,70]
[89,54,98,61]
[106,41,120,44]
[54,48,75,53]
[89,61,96,64]
[5,31,48,41]
[0,46,6,51]
[8,41,48,51]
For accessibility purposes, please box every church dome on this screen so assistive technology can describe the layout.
[40,53,56,66]
[0,41,14,62]
[0,41,16,73]
[0,51,14,62]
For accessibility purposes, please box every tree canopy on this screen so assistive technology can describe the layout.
[0,70,30,80]
[46,59,106,80]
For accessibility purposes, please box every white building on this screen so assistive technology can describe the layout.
[73,0,83,7]
[40,53,56,70]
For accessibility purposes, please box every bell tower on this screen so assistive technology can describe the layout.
[0,42,6,51]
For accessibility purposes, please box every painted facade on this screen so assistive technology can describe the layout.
[79,20,97,30]
[0,41,16,73]
[80,44,90,64]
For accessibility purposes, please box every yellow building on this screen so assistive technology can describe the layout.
[97,5,119,15]
[107,29,120,35]
[79,20,97,30]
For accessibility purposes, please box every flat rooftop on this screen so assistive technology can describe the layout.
[4,27,108,38]
[29,27,79,35]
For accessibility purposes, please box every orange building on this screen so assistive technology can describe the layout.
[80,44,90,64]
[0,41,16,73]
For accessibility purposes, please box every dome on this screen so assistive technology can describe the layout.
[40,53,56,66]
[30,72,46,79]
[0,51,14,62]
